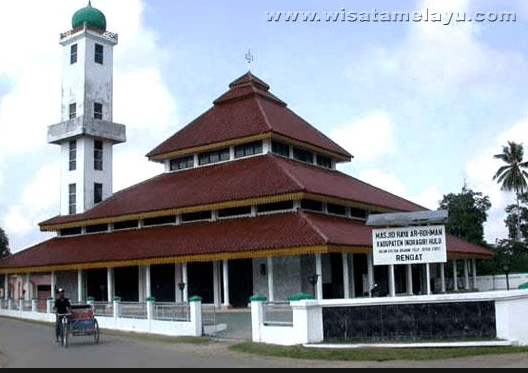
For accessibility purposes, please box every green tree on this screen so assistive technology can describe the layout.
[493,141,528,242]
[504,192,528,246]
[438,185,491,245]
[0,226,10,259]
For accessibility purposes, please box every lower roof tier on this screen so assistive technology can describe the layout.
[2,211,493,274]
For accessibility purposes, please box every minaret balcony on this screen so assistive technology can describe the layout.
[48,116,126,144]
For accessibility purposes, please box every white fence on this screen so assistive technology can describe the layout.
[0,298,204,337]
[251,289,528,346]
[476,273,528,291]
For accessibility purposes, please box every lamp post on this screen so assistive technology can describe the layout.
[308,274,319,298]
[502,262,510,291]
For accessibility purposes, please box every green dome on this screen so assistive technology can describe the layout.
[72,2,107,31]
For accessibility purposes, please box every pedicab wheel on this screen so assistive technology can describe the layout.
[62,323,69,348]
[93,319,100,344]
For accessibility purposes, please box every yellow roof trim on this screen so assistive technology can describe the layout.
[0,244,371,274]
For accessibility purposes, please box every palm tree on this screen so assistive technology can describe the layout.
[493,141,528,241]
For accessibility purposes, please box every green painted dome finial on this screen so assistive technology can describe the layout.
[72,1,107,31]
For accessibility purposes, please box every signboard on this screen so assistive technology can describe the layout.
[372,225,447,265]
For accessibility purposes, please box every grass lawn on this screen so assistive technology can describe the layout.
[228,342,528,362]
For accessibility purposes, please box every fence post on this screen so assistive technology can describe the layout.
[189,296,202,336]
[31,298,38,312]
[8,298,13,310]
[113,296,121,319]
[146,296,155,321]
[46,298,53,314]
[291,299,323,344]
[19,299,24,312]
[249,294,267,343]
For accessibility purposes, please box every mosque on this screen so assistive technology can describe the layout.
[0,2,493,308]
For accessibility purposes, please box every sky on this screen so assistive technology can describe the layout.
[1,0,527,254]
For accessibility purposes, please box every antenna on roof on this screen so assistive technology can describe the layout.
[245,49,254,72]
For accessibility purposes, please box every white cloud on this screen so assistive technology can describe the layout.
[358,169,407,197]
[330,111,397,163]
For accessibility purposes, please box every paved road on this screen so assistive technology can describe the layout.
[1,316,528,368]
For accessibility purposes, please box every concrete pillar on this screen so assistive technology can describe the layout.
[4,274,8,300]
[50,271,56,299]
[145,265,151,298]
[222,260,229,307]
[315,254,323,300]
[472,258,477,290]
[367,254,374,297]
[389,265,396,297]
[425,263,431,295]
[464,259,470,290]
[440,262,446,293]
[25,273,31,301]
[250,300,265,343]
[342,253,350,299]
[349,254,356,297]
[182,263,188,302]
[406,264,413,295]
[77,269,83,302]
[267,257,274,302]
[107,267,114,302]
[453,260,458,291]
[213,262,221,307]
[189,299,202,337]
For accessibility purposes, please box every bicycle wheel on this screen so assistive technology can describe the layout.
[93,319,100,344]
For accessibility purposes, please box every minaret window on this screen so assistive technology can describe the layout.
[94,102,103,120]
[69,103,76,120]
[68,184,76,215]
[94,140,103,170]
[95,43,104,64]
[94,183,103,204]
[69,140,77,171]
[234,141,263,158]
[70,44,78,64]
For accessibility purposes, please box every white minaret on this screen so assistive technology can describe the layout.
[48,2,126,216]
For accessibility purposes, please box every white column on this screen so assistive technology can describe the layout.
[440,262,446,293]
[472,258,477,290]
[425,263,431,295]
[50,271,56,299]
[138,266,144,301]
[315,254,323,300]
[77,269,83,302]
[213,262,220,307]
[342,253,350,299]
[222,260,229,307]
[406,264,413,295]
[107,267,114,301]
[145,265,151,298]
[453,260,458,291]
[464,259,470,290]
[367,254,374,297]
[349,254,356,297]
[25,273,31,301]
[4,274,8,300]
[267,257,274,302]
[182,262,188,302]
[388,265,396,297]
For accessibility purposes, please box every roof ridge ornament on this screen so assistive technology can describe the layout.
[245,49,254,72]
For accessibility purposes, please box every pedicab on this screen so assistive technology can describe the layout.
[57,304,100,348]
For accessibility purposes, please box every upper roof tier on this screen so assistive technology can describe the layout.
[72,2,107,31]
[146,72,353,162]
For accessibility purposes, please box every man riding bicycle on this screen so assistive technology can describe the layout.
[53,288,72,342]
